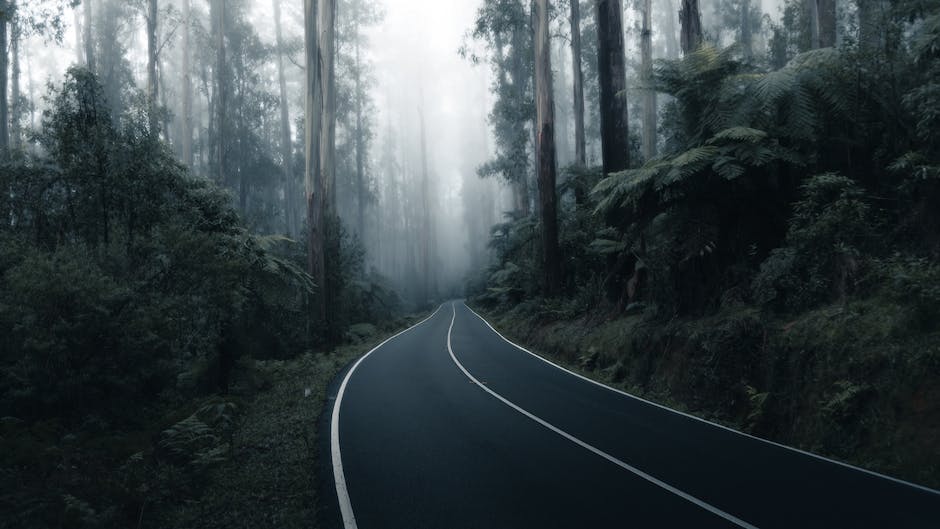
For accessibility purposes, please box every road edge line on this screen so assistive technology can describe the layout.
[462,302,940,496]
[330,304,445,529]
[446,303,760,529]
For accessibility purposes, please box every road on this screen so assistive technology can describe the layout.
[323,301,939,528]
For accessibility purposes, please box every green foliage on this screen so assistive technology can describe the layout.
[753,174,878,311]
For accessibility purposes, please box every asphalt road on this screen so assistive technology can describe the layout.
[323,301,939,529]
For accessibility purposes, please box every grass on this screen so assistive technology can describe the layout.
[157,314,428,529]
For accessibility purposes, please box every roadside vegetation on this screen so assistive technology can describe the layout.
[0,69,404,529]
[468,1,940,490]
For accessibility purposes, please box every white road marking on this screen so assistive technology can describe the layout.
[330,305,445,529]
[446,303,760,529]
[461,302,940,496]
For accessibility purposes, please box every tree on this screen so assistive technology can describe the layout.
[535,0,561,294]
[273,0,295,236]
[679,0,702,54]
[211,0,226,184]
[146,0,158,134]
[419,105,432,304]
[84,0,94,70]
[595,0,630,174]
[570,0,586,166]
[640,0,656,160]
[305,0,326,323]
[463,0,534,217]
[180,0,193,168]
[815,0,836,48]
[1,0,9,153]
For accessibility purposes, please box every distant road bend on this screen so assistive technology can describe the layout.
[326,301,940,529]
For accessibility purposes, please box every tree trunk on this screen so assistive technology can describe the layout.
[641,0,656,161]
[816,0,836,48]
[214,0,226,184]
[570,0,586,166]
[419,106,431,305]
[510,12,531,217]
[535,0,562,295]
[274,0,294,236]
[353,2,366,238]
[181,0,193,168]
[740,0,752,60]
[595,0,630,174]
[146,0,158,135]
[74,6,83,65]
[10,0,20,150]
[84,0,95,72]
[319,0,336,211]
[0,2,8,155]
[305,0,326,322]
[808,0,819,49]
[679,0,702,54]
[664,0,679,59]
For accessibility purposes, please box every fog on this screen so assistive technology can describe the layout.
[13,0,793,307]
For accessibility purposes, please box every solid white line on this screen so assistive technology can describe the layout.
[461,302,940,496]
[331,304,445,529]
[446,303,760,529]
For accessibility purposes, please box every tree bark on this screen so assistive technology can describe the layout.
[679,0,702,54]
[305,0,326,322]
[146,0,158,134]
[641,0,656,161]
[740,0,752,60]
[535,0,562,295]
[181,0,193,168]
[509,8,531,217]
[10,0,20,150]
[419,105,431,305]
[274,0,294,236]
[213,0,226,184]
[808,0,820,49]
[353,0,366,238]
[664,0,679,59]
[0,1,8,154]
[84,0,95,72]
[595,0,630,174]
[319,0,336,211]
[570,0,586,166]
[816,0,836,48]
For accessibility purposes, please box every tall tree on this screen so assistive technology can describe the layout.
[740,0,753,59]
[419,105,431,304]
[351,0,366,237]
[212,0,226,184]
[180,0,193,168]
[535,0,561,294]
[663,0,679,59]
[815,0,836,48]
[679,0,702,54]
[273,0,294,235]
[641,0,656,160]
[305,0,326,321]
[319,0,336,209]
[1,0,9,153]
[595,0,630,174]
[146,0,158,134]
[84,0,94,71]
[10,0,19,150]
[570,0,586,166]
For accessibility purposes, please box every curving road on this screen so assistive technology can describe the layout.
[321,301,939,529]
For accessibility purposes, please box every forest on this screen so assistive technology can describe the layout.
[1,0,938,527]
